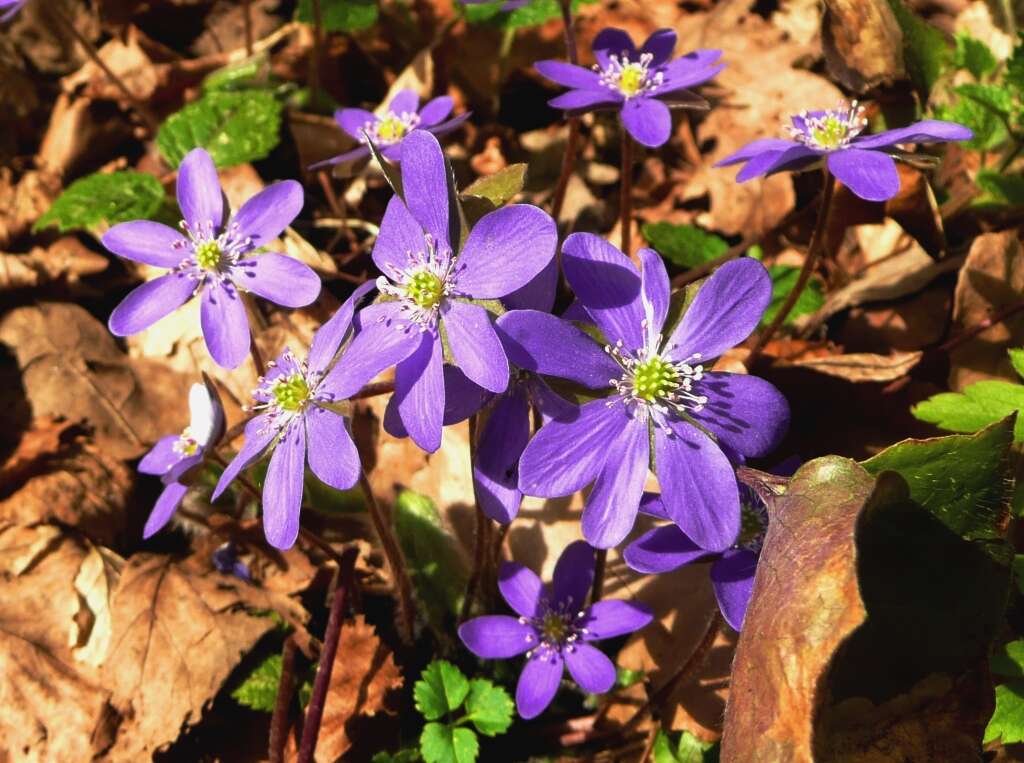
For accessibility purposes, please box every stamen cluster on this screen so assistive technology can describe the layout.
[376,233,457,330]
[247,351,326,435]
[596,52,664,99]
[787,101,867,151]
[173,219,255,289]
[737,499,768,553]
[519,595,590,661]
[173,428,201,457]
[363,111,421,146]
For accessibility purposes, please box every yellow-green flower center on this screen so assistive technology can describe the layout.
[406,270,444,310]
[195,241,223,270]
[633,356,679,402]
[271,373,311,412]
[618,63,647,97]
[810,115,848,150]
[540,612,568,642]
[377,114,408,143]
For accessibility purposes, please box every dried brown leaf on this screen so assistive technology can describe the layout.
[0,416,74,490]
[822,0,905,92]
[785,350,923,382]
[0,237,109,293]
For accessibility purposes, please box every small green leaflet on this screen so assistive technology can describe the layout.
[953,33,998,80]
[641,222,728,269]
[463,679,514,736]
[157,90,283,168]
[414,660,470,720]
[232,653,283,712]
[986,640,1024,744]
[34,171,165,234]
[420,723,479,763]
[761,265,824,327]
[886,0,951,98]
[372,750,420,763]
[463,0,597,30]
[295,0,378,33]
[652,729,720,763]
[934,97,1008,152]
[975,169,1024,206]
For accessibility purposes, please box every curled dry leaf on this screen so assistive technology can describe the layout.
[0,167,62,247]
[783,350,923,382]
[0,238,109,293]
[821,0,905,92]
[0,415,74,490]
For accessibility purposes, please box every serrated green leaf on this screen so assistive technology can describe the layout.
[463,0,596,29]
[231,653,283,712]
[651,730,718,763]
[954,33,998,79]
[975,169,1024,206]
[1006,41,1024,92]
[934,98,1008,151]
[415,660,470,720]
[760,264,824,327]
[911,379,1024,443]
[955,82,1014,120]
[462,164,527,207]
[372,750,421,763]
[887,0,952,98]
[463,679,514,737]
[34,171,165,234]
[295,0,378,33]
[420,722,478,763]
[157,90,283,168]
[986,682,1024,743]
[641,222,728,269]
[653,730,680,763]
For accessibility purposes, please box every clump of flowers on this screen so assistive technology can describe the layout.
[103,148,321,368]
[715,101,973,201]
[535,27,724,147]
[459,541,652,718]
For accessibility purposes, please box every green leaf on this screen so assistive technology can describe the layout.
[231,653,283,712]
[954,33,998,79]
[34,171,165,234]
[911,379,1024,443]
[460,164,527,224]
[202,56,269,93]
[420,722,479,763]
[463,679,514,737]
[372,750,421,763]
[992,640,1024,679]
[975,169,1024,205]
[1005,40,1024,92]
[954,82,1014,120]
[157,90,283,168]
[651,730,718,763]
[414,660,470,720]
[616,666,644,688]
[641,222,729,269]
[295,0,378,33]
[985,683,1024,744]
[760,264,824,327]
[1009,348,1024,380]
[934,98,1008,151]
[887,0,952,98]
[653,730,680,763]
[463,0,596,29]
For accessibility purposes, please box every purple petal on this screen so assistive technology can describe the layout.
[143,481,189,539]
[138,435,183,476]
[711,548,758,631]
[400,130,456,250]
[108,273,196,336]
[305,406,360,490]
[336,108,377,140]
[641,29,677,66]
[503,259,558,313]
[101,221,187,268]
[308,145,372,171]
[535,60,603,89]
[516,653,564,719]
[459,616,535,659]
[530,378,577,424]
[827,148,900,202]
[200,283,250,369]
[657,49,723,85]
[165,452,202,483]
[735,144,821,183]
[551,540,595,611]
[395,330,445,453]
[440,365,493,424]
[212,414,277,500]
[425,112,472,140]
[666,257,771,361]
[852,119,973,150]
[639,247,669,340]
[374,195,426,276]
[321,303,421,398]
[580,599,653,641]
[389,88,419,116]
[581,417,649,548]
[714,138,802,167]
[621,97,672,148]
[418,96,453,127]
[550,89,622,112]
[443,301,509,393]
[638,491,669,519]
[307,280,376,375]
[622,524,711,574]
[231,181,304,248]
[177,148,223,230]
[475,388,530,524]
[518,399,628,497]
[495,310,620,390]
[454,204,557,299]
[561,232,644,351]
[656,62,724,94]
[498,561,545,618]
[232,253,321,308]
[262,425,305,550]
[592,27,636,69]
[690,372,789,458]
[564,644,616,694]
[655,422,739,552]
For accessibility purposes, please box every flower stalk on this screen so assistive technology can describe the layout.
[268,636,299,763]
[620,130,634,255]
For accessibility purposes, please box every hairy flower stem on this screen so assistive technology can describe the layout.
[549,0,581,225]
[242,0,254,57]
[268,636,298,763]
[296,547,359,763]
[460,414,489,622]
[748,170,836,362]
[358,470,416,645]
[620,131,635,255]
[249,339,267,379]
[590,548,608,603]
[350,380,396,400]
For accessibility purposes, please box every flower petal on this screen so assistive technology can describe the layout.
[621,97,672,148]
[622,524,711,573]
[418,95,453,126]
[232,253,321,308]
[581,416,648,548]
[262,424,306,549]
[503,258,558,313]
[143,481,189,539]
[656,60,724,93]
[177,148,223,230]
[475,388,530,523]
[498,561,545,618]
[530,378,577,424]
[690,372,789,458]
[551,540,595,610]
[535,60,603,89]
[454,204,557,299]
[395,330,445,453]
[734,144,820,182]
[711,548,758,631]
[188,380,225,447]
[212,414,277,500]
[426,112,472,141]
[639,247,669,340]
[561,232,645,351]
[443,300,509,393]
[400,130,457,250]
[827,147,900,202]
[852,119,973,150]
[666,257,771,362]
[138,435,183,476]
[305,406,360,490]
[336,108,377,140]
[638,491,669,519]
[102,221,187,268]
[307,280,377,375]
[516,653,564,719]
[564,644,616,694]
[549,89,622,112]
[308,145,372,171]
[580,599,653,641]
[231,181,304,248]
[459,615,535,659]
[200,283,250,369]
[641,29,677,66]
[592,27,636,69]
[373,195,426,275]
[321,303,421,398]
[443,364,493,424]
[388,88,419,115]
[655,421,740,552]
[715,138,802,167]
[108,273,196,336]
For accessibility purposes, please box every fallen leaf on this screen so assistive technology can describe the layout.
[822,0,905,92]
[0,237,110,293]
[0,416,74,491]
[0,167,62,248]
[784,350,923,382]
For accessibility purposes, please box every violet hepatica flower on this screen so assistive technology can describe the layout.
[339,129,557,453]
[103,148,321,369]
[459,541,652,719]
[508,235,789,550]
[715,101,973,201]
[138,378,225,539]
[535,28,724,148]
[213,282,384,549]
[310,88,471,170]
[1,0,25,22]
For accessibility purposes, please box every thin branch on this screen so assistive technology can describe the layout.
[620,131,635,255]
[590,549,608,603]
[268,636,299,763]
[939,299,1024,354]
[242,0,254,57]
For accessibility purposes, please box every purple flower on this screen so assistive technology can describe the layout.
[1,0,25,22]
[309,89,471,170]
[138,378,225,539]
[212,282,384,549]
[535,28,724,148]
[459,541,652,719]
[508,235,790,550]
[103,148,322,369]
[340,129,557,453]
[715,101,973,201]
[212,541,252,581]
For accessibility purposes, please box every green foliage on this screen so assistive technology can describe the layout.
[760,265,824,327]
[616,666,644,688]
[34,171,165,234]
[415,660,471,720]
[954,33,998,80]
[372,750,421,763]
[887,0,951,98]
[463,0,597,30]
[295,0,378,33]
[461,164,528,225]
[975,169,1024,205]
[935,97,1009,151]
[202,56,270,93]
[641,222,729,269]
[232,653,284,712]
[420,723,478,763]
[463,679,515,736]
[652,729,720,763]
[987,640,1024,744]
[157,90,283,168]
[955,82,1014,121]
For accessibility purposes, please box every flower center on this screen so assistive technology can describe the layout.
[406,269,444,310]
[376,233,454,330]
[365,111,420,146]
[173,428,200,456]
[540,612,569,642]
[597,52,663,99]
[271,373,311,413]
[788,101,867,151]
[607,336,708,428]
[632,355,680,403]
[520,598,590,658]
[194,241,222,270]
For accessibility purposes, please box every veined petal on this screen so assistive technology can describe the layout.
[641,29,677,66]
[307,145,372,171]
[498,561,545,618]
[200,283,250,369]
[503,258,558,313]
[656,60,724,93]
[395,330,445,453]
[622,524,711,574]
[138,435,183,476]
[551,540,595,611]
[516,653,563,719]
[852,119,973,150]
[580,416,648,549]
[827,148,900,202]
[306,280,376,375]
[143,481,189,539]
[373,195,425,276]
[231,181,304,248]
[475,388,530,524]
[101,221,187,268]
[579,599,653,641]
[443,300,509,394]
[639,247,669,341]
[549,89,622,112]
[177,148,223,230]
[564,644,616,694]
[212,414,277,500]
[336,108,377,140]
[459,616,535,659]
[735,144,820,182]
[621,97,672,148]
[715,138,803,167]
[321,303,421,399]
[108,273,196,337]
[535,60,602,89]
[690,372,789,458]
[232,253,321,308]
[305,406,360,490]
[262,424,306,550]
[711,548,758,631]
[418,96,454,127]
[388,88,419,116]
[592,27,636,69]
[399,130,457,251]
